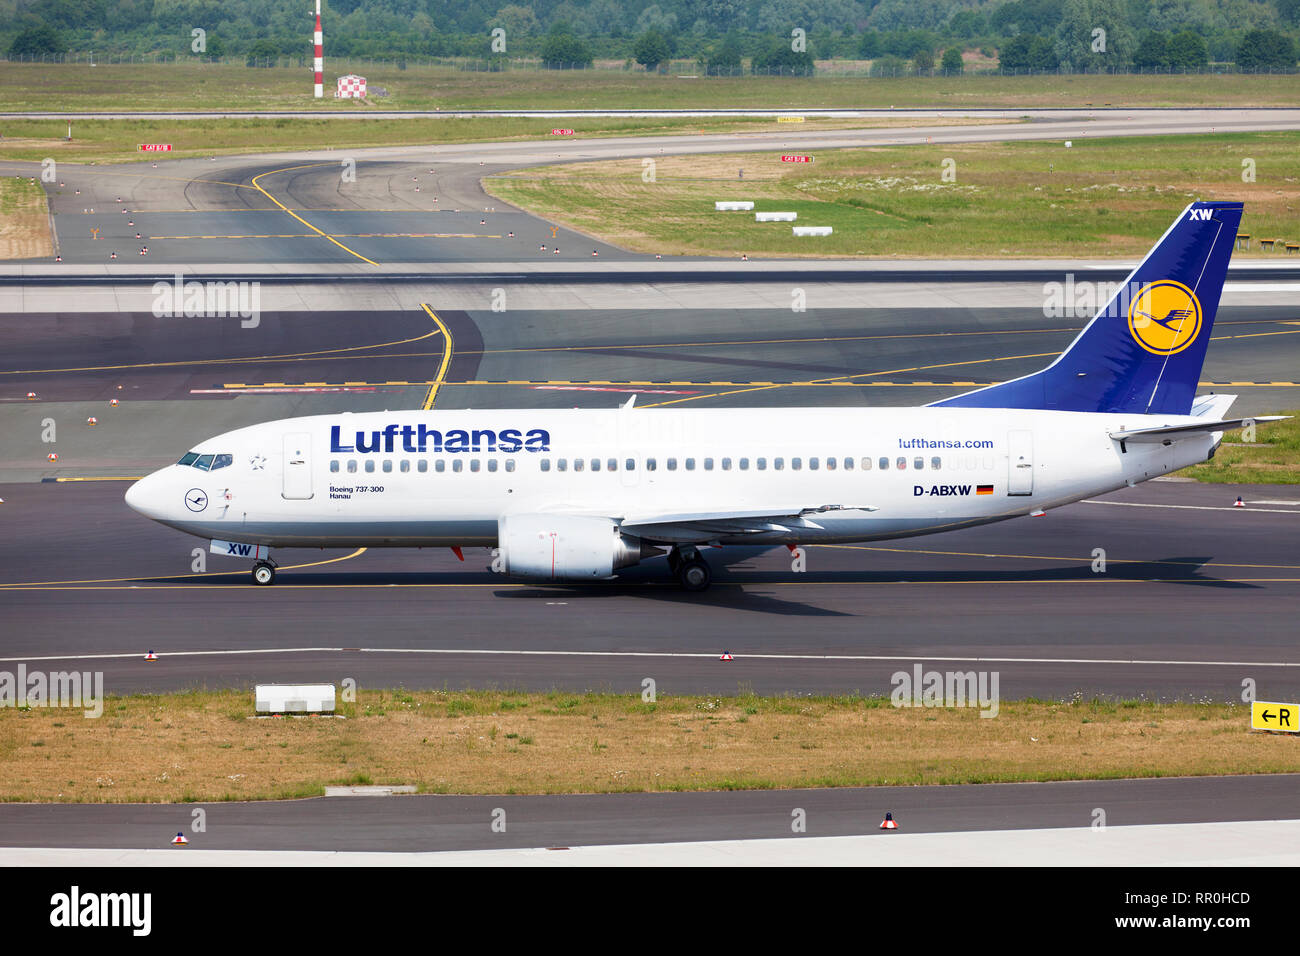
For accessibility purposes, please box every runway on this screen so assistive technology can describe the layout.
[0,775,1294,854]
[7,107,1300,266]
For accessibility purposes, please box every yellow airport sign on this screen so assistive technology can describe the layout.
[1251,701,1299,732]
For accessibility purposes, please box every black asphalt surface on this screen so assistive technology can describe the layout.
[0,775,1294,852]
[1,477,1297,701]
[4,305,1296,415]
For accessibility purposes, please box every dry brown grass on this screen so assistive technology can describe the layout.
[0,175,53,259]
[0,690,1294,803]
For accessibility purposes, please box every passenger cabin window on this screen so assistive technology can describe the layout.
[541,459,551,472]
[844,457,854,470]
[646,458,657,471]
[347,461,357,474]
[574,459,584,472]
[330,460,339,473]
[774,458,784,470]
[608,458,617,472]
[470,460,481,473]
[435,460,446,473]
[792,458,802,471]
[757,457,767,470]
[685,458,696,471]
[505,460,516,473]
[739,457,749,470]
[625,458,635,471]
[704,458,714,471]
[914,457,923,470]
[722,457,732,471]
[557,459,567,472]
[418,460,428,473]
[453,460,463,473]
[879,457,889,470]
[666,458,677,471]
[400,460,410,473]
[931,456,942,470]
[861,457,872,470]
[826,457,836,471]
[809,457,819,470]
[365,460,375,473]
[896,457,907,470]
[383,460,393,473]
[487,460,498,472]
[590,459,600,472]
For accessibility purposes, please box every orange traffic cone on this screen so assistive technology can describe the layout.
[719,652,733,661]
[1234,496,1245,507]
[880,812,898,830]
[47,453,58,462]
[171,832,188,845]
[86,417,97,425]
[109,398,119,407]
[145,650,158,662]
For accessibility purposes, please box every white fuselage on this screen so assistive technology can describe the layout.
[125,406,1217,549]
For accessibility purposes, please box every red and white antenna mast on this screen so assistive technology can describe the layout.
[313,0,324,98]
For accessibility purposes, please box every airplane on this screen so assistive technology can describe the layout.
[125,200,1284,591]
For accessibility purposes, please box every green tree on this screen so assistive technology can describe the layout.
[488,4,542,38]
[634,29,672,70]
[1133,30,1169,70]
[1237,28,1297,70]
[1054,0,1135,71]
[941,47,964,74]
[540,32,592,68]
[858,30,881,57]
[751,37,815,75]
[706,34,744,75]
[245,38,279,68]
[999,34,1059,71]
[1166,30,1208,71]
[912,47,934,73]
[8,25,67,57]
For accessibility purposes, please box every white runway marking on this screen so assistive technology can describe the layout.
[5,819,1300,866]
[1,647,1296,668]
[1083,499,1300,514]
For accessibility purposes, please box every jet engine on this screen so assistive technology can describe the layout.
[498,514,660,581]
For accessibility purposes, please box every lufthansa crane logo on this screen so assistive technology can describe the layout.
[1128,280,1202,356]
[184,488,209,513]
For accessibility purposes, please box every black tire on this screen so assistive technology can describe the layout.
[677,558,711,592]
[252,562,276,586]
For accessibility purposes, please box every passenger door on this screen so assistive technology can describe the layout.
[282,432,313,500]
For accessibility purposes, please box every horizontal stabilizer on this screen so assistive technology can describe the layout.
[1110,416,1287,443]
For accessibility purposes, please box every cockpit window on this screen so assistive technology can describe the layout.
[194,454,215,471]
[209,453,233,471]
[178,452,199,466]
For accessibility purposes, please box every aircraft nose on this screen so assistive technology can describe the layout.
[125,471,165,518]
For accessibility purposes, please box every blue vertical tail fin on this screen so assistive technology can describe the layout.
[931,201,1242,415]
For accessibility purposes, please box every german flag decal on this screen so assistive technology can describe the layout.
[976,485,994,495]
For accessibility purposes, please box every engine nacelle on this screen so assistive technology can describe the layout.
[498,514,656,581]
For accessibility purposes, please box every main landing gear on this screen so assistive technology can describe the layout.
[251,558,278,586]
[667,545,712,593]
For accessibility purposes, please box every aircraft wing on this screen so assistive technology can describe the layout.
[1109,416,1287,444]
[621,504,877,543]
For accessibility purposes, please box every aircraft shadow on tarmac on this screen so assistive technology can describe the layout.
[119,551,1257,620]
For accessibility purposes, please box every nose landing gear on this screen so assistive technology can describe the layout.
[252,559,277,586]
[667,545,712,592]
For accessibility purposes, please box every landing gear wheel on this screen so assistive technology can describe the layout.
[677,557,712,593]
[252,561,276,586]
